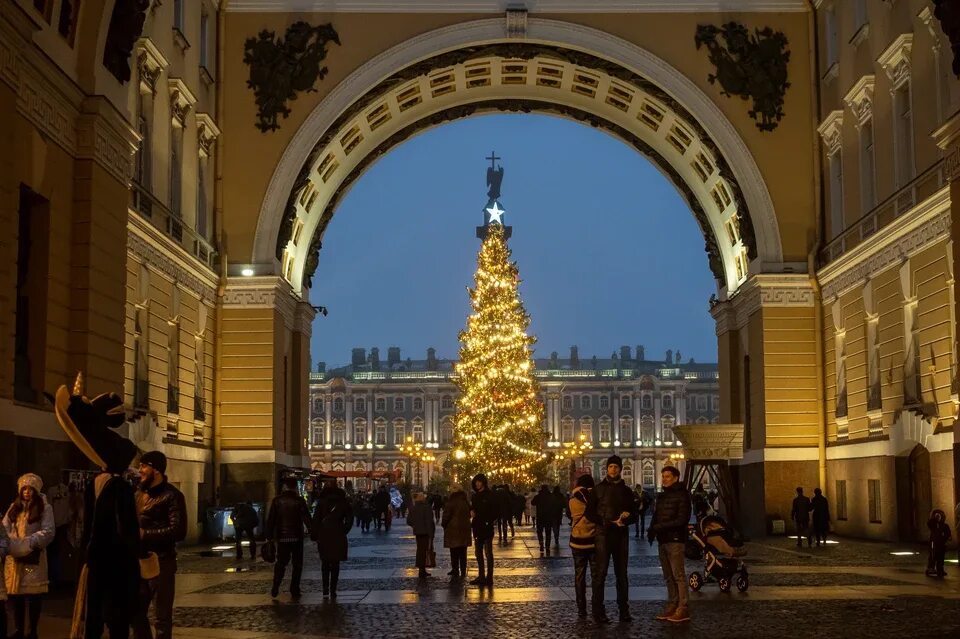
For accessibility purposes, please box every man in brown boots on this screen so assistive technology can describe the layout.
[647,465,691,623]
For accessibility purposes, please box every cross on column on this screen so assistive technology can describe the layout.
[486,151,500,168]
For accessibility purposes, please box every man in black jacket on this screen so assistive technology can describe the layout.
[266,478,312,599]
[791,487,813,547]
[592,455,638,623]
[470,473,497,586]
[531,485,553,553]
[648,465,691,623]
[134,451,188,639]
[231,501,259,560]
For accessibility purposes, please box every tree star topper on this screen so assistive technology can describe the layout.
[486,202,506,225]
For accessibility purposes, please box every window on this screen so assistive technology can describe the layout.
[712,395,720,411]
[32,0,53,22]
[173,0,185,31]
[375,397,386,412]
[828,150,844,238]
[353,418,366,445]
[196,159,208,238]
[440,419,453,446]
[823,4,838,70]
[619,416,632,444]
[662,393,673,410]
[579,416,593,441]
[413,397,423,411]
[135,110,151,189]
[894,83,914,187]
[641,394,652,410]
[332,421,345,446]
[620,394,631,410]
[193,305,207,421]
[696,395,707,411]
[835,480,847,520]
[57,0,80,45]
[641,459,655,487]
[14,185,50,405]
[354,397,366,413]
[393,419,406,445]
[200,11,210,69]
[661,417,675,442]
[412,418,424,444]
[580,395,591,410]
[859,118,876,214]
[599,416,611,442]
[170,126,183,216]
[374,419,386,445]
[313,397,324,414]
[333,397,343,413]
[166,287,181,413]
[311,420,325,446]
[599,395,609,410]
[562,395,572,410]
[561,417,574,443]
[621,462,633,486]
[866,316,881,412]
[867,479,881,523]
[640,417,655,443]
[853,0,867,31]
[133,264,150,409]
[393,397,404,412]
[441,395,453,410]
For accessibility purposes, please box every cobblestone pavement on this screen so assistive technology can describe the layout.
[38,521,960,638]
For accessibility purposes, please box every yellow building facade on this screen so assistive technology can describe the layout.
[0,0,956,541]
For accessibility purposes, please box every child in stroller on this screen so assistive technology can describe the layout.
[685,515,749,592]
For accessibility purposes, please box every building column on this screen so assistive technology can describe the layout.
[633,391,641,442]
[654,395,662,442]
[345,390,353,446]
[613,395,620,442]
[367,391,374,447]
[325,394,332,447]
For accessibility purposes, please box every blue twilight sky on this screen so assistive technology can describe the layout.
[309,113,717,370]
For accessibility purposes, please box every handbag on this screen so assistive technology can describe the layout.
[260,540,276,563]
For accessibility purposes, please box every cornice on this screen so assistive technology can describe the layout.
[195,112,221,158]
[817,109,844,155]
[226,0,809,12]
[819,187,951,301]
[76,96,140,184]
[223,276,298,328]
[877,33,913,89]
[168,77,197,127]
[136,37,168,95]
[127,214,218,303]
[715,273,814,333]
[843,75,875,129]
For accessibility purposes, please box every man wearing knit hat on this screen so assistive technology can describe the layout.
[591,454,638,623]
[134,451,187,639]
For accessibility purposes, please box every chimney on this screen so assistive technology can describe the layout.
[388,346,401,367]
[636,345,645,361]
[317,362,326,373]
[570,346,579,369]
[369,347,380,371]
[665,349,673,364]
[352,348,366,367]
[427,347,437,371]
[620,345,631,362]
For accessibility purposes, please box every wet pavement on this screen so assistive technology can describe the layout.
[37,521,960,638]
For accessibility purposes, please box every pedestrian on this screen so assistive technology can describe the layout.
[266,477,311,599]
[810,488,830,547]
[133,451,187,639]
[525,491,534,526]
[51,381,141,639]
[310,479,353,598]
[431,493,444,524]
[568,474,601,618]
[442,487,471,579]
[551,486,565,547]
[592,455,638,623]
[647,465,691,623]
[373,486,390,531]
[926,509,952,578]
[790,487,812,548]
[512,491,525,527]
[3,473,55,639]
[634,485,650,538]
[469,473,496,586]
[532,485,553,553]
[231,500,259,560]
[408,493,436,578]
[494,485,514,543]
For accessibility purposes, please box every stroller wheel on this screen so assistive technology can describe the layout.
[718,576,732,592]
[736,573,749,592]
[688,571,703,592]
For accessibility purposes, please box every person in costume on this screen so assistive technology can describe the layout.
[50,373,140,639]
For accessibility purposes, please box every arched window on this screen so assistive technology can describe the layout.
[333,397,344,413]
[413,397,424,411]
[393,396,404,412]
[641,393,652,410]
[440,417,454,446]
[640,416,655,443]
[598,416,612,442]
[580,395,592,410]
[412,417,424,443]
[599,395,610,410]
[441,395,453,410]
[562,395,572,410]
[374,461,388,472]
[622,461,633,486]
[311,419,325,446]
[332,420,345,446]
[312,397,324,414]
[619,394,632,410]
[579,416,593,441]
[375,396,386,412]
[619,416,633,444]
[641,459,655,487]
[353,417,367,445]
[561,416,574,443]
[662,416,675,442]
[354,397,366,413]
[393,418,406,445]
[662,392,673,410]
[374,417,387,445]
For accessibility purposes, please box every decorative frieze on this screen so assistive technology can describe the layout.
[877,34,913,89]
[128,217,217,303]
[223,276,298,329]
[817,110,844,155]
[712,273,814,334]
[843,75,875,129]
[76,96,140,184]
[168,78,196,127]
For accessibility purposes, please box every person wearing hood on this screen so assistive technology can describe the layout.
[926,509,952,578]
[3,473,55,639]
[470,473,497,586]
[591,455,638,623]
[442,487,472,578]
[568,474,601,618]
[408,493,436,578]
[310,479,354,598]
[134,451,187,639]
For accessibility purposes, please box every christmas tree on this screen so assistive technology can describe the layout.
[453,222,546,485]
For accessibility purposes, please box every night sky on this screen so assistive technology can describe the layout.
[308,114,718,370]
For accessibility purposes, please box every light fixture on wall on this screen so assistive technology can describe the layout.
[240,267,255,277]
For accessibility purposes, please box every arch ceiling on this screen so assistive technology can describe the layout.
[254,19,783,297]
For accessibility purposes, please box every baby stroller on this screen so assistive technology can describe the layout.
[685,515,749,592]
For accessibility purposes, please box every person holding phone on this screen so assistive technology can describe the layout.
[591,455,638,623]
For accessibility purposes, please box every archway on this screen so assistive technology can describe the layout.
[253,18,783,297]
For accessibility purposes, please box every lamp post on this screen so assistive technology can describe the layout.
[399,436,423,486]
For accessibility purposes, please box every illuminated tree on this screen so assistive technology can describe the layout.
[453,223,546,485]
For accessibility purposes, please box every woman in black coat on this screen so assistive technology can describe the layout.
[310,481,354,598]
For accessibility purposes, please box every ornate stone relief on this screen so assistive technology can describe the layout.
[877,34,913,89]
[136,38,167,96]
[694,22,791,132]
[168,78,196,127]
[817,110,843,155]
[127,221,217,303]
[843,75,874,129]
[243,22,341,132]
[103,0,151,84]
[223,276,298,329]
[196,113,221,158]
[711,273,814,334]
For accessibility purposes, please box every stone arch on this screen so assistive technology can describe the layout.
[254,18,782,296]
